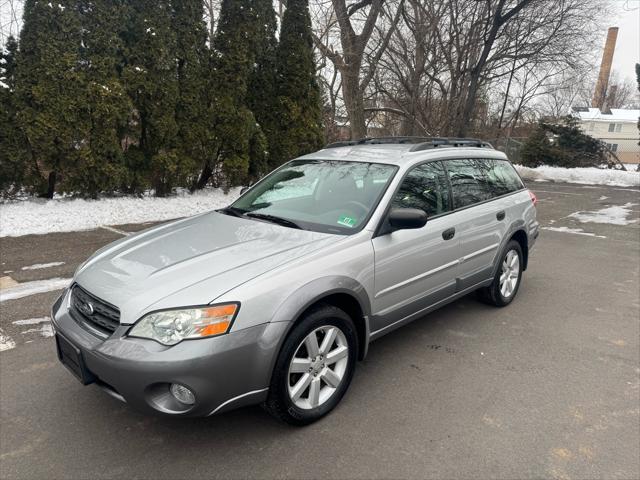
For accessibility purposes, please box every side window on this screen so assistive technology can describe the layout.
[480,159,524,197]
[446,159,492,208]
[391,161,452,216]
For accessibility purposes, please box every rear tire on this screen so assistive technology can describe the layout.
[263,304,357,426]
[478,240,523,307]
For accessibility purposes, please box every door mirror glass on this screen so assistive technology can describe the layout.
[388,208,427,231]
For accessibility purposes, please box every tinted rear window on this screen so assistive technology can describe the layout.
[446,158,523,209]
[478,159,524,197]
[446,159,492,208]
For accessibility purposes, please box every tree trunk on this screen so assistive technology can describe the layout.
[342,67,367,139]
[193,163,213,191]
[456,66,482,137]
[46,171,56,199]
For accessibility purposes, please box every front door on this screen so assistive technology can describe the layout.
[371,161,461,334]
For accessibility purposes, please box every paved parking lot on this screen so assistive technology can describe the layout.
[1,181,639,479]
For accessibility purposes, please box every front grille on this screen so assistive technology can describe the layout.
[69,285,120,337]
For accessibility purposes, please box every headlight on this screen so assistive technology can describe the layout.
[128,303,238,346]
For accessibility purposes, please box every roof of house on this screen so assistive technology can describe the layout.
[575,108,640,123]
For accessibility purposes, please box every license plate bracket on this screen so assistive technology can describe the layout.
[55,333,96,385]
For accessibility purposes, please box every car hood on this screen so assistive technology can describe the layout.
[74,212,342,324]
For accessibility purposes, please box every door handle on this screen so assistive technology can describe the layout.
[496,210,506,221]
[442,227,455,241]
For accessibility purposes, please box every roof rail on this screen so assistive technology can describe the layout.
[325,136,494,150]
[409,137,494,151]
[325,136,434,148]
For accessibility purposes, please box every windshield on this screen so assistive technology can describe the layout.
[229,160,398,234]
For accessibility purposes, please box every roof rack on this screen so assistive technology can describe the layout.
[325,136,433,148]
[409,137,493,151]
[325,136,494,150]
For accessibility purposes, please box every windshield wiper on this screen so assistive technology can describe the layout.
[217,206,246,218]
[245,212,303,230]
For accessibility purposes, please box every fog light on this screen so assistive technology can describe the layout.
[170,383,196,405]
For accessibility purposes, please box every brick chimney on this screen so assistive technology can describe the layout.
[592,27,619,109]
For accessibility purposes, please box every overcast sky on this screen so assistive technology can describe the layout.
[610,0,640,82]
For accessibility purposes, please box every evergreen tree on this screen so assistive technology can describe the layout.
[271,0,324,167]
[246,0,278,178]
[0,36,29,195]
[194,0,264,190]
[521,117,607,168]
[70,0,132,198]
[15,0,86,198]
[122,0,180,196]
[173,0,211,187]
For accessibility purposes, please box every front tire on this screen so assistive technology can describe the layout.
[263,304,357,426]
[478,240,523,307]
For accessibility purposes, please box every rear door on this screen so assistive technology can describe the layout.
[371,161,460,333]
[444,158,519,290]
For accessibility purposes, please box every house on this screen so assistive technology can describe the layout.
[575,108,640,164]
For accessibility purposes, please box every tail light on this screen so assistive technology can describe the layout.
[528,190,538,207]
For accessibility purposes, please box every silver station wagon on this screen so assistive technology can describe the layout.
[52,137,539,425]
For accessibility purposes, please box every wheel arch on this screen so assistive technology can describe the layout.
[490,226,529,280]
[272,277,372,363]
[509,229,529,271]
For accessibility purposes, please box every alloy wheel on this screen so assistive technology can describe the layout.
[287,326,349,410]
[499,249,520,298]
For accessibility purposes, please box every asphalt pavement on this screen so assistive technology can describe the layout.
[1,181,639,479]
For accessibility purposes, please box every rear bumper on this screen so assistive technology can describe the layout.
[51,290,286,417]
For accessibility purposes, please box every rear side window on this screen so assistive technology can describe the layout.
[392,161,452,216]
[445,159,492,208]
[479,159,524,197]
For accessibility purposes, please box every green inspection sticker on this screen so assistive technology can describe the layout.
[337,215,357,228]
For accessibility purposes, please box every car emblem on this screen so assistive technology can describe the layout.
[78,300,95,316]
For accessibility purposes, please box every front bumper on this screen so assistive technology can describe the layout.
[51,290,287,416]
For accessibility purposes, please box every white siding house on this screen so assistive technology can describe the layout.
[575,108,640,164]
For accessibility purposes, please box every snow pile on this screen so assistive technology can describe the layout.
[515,165,640,187]
[568,202,638,226]
[0,187,241,237]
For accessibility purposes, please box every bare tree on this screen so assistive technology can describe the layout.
[368,0,605,139]
[0,0,23,45]
[312,0,404,139]
[603,72,640,109]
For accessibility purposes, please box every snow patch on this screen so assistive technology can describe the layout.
[515,165,640,188]
[20,324,54,338]
[21,261,65,271]
[13,316,51,326]
[0,328,16,352]
[0,278,71,302]
[541,226,606,238]
[568,203,638,226]
[0,187,240,237]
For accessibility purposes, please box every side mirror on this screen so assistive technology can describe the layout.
[388,208,427,231]
[240,185,250,194]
